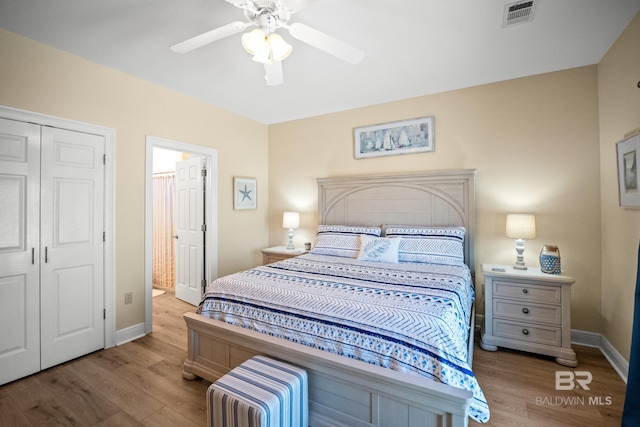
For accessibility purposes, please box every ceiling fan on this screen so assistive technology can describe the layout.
[169,0,364,86]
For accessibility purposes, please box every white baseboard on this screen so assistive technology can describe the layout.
[115,322,146,346]
[571,329,629,383]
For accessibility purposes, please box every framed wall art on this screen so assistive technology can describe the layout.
[616,133,640,208]
[234,177,257,210]
[354,116,434,159]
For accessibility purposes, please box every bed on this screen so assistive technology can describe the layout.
[183,169,488,426]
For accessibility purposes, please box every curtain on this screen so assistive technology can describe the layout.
[152,174,176,289]
[622,240,640,426]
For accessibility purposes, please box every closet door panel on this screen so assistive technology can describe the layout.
[55,178,94,245]
[53,265,95,335]
[0,175,26,250]
[40,127,105,369]
[0,118,41,385]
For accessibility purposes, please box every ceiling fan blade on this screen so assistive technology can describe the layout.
[264,61,284,86]
[287,22,364,64]
[170,21,248,54]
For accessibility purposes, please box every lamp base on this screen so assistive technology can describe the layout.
[512,238,528,270]
[286,228,295,251]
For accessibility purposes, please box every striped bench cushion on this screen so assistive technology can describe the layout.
[207,356,308,427]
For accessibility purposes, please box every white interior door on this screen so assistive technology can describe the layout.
[0,118,41,384]
[175,156,205,306]
[40,126,105,369]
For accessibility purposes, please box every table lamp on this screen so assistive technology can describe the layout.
[282,211,300,250]
[506,213,536,270]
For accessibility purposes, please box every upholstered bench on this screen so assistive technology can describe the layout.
[206,355,308,427]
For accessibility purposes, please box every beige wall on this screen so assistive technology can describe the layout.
[0,29,269,330]
[598,13,640,360]
[269,66,603,333]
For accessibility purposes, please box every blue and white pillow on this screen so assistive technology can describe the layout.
[310,225,381,258]
[384,226,466,265]
[357,235,400,263]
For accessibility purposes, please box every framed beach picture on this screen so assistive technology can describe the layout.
[354,116,434,159]
[616,133,640,208]
[234,177,257,210]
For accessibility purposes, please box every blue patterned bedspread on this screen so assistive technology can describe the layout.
[197,253,490,423]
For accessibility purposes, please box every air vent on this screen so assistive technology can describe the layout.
[503,0,537,28]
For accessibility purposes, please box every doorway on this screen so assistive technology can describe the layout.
[144,136,218,334]
[151,147,183,293]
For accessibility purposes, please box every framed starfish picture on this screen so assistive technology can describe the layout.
[233,177,257,210]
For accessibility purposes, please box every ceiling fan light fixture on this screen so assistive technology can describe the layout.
[242,28,292,64]
[241,28,266,55]
[242,28,272,64]
[268,33,292,61]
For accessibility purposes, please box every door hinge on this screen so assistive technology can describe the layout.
[201,224,207,232]
[103,231,106,242]
[103,154,106,165]
[201,169,207,177]
[201,279,207,288]
[103,309,106,319]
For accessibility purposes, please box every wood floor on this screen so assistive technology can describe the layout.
[470,338,626,426]
[0,292,628,426]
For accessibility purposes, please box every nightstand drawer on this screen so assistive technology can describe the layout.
[493,299,561,325]
[493,280,561,304]
[493,319,562,347]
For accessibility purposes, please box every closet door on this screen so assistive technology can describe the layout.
[0,118,41,385]
[40,127,105,369]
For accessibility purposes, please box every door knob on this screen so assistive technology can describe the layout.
[173,235,179,239]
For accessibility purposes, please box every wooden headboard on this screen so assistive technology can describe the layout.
[317,169,476,273]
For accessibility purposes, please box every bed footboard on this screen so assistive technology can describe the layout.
[183,312,471,427]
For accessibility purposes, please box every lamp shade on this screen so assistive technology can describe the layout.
[282,211,300,229]
[506,214,536,239]
[241,28,266,55]
[268,33,292,61]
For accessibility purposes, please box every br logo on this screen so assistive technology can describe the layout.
[555,371,593,390]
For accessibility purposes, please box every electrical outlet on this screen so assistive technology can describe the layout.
[124,292,133,305]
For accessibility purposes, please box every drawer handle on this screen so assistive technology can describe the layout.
[522,289,528,294]
[522,307,530,314]
[522,329,530,335]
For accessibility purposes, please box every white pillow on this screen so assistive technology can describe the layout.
[357,235,400,263]
[310,225,382,258]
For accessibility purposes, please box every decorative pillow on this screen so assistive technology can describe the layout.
[357,235,400,263]
[310,225,382,258]
[384,226,466,265]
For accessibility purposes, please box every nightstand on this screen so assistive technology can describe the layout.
[261,246,309,264]
[480,264,577,367]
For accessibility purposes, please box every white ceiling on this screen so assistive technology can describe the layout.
[1,0,639,124]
